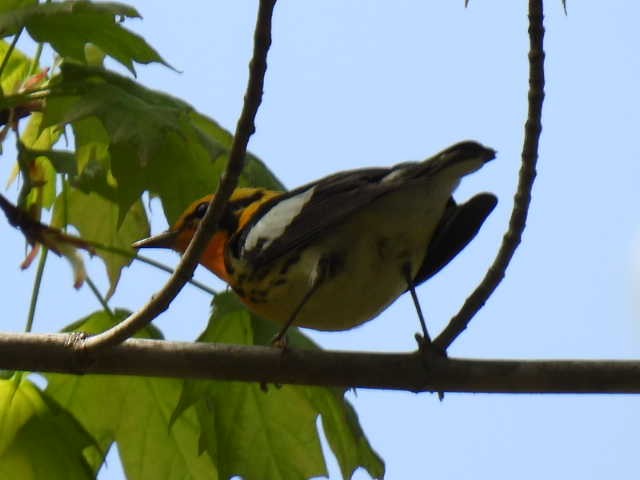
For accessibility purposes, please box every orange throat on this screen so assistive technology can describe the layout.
[175,229,231,283]
[201,231,231,282]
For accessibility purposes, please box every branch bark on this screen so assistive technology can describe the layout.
[2,331,640,394]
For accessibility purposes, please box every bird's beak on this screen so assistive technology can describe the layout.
[132,230,179,249]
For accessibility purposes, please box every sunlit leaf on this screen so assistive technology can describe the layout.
[22,153,55,212]
[0,39,31,93]
[42,63,282,224]
[0,1,170,74]
[46,311,218,479]
[305,387,385,480]
[0,375,96,479]
[0,41,40,137]
[171,292,384,480]
[52,188,149,298]
[3,113,63,220]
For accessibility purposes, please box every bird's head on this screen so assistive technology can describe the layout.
[133,188,281,281]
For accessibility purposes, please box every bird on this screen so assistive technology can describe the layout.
[134,141,497,344]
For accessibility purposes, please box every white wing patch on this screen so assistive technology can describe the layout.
[243,186,317,254]
[381,163,416,183]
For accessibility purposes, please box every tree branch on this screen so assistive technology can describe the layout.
[434,0,544,350]
[1,331,640,393]
[82,0,278,351]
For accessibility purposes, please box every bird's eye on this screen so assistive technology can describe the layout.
[195,202,209,218]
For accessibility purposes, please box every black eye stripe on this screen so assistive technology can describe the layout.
[192,190,265,221]
[195,202,209,218]
[183,189,268,236]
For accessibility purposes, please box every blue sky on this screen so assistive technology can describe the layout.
[3,1,640,479]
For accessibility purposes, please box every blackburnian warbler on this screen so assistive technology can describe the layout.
[134,141,496,342]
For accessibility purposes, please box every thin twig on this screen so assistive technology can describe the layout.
[82,0,278,351]
[434,0,544,351]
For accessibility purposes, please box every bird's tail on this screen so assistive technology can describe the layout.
[385,141,496,185]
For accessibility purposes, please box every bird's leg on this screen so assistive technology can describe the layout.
[402,262,446,400]
[402,262,432,346]
[403,262,447,359]
[271,256,329,347]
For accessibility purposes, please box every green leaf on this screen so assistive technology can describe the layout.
[30,148,76,175]
[24,154,56,209]
[305,387,385,480]
[42,63,282,224]
[69,116,118,202]
[52,187,149,298]
[43,64,192,145]
[0,39,31,94]
[0,375,96,479]
[0,1,170,74]
[5,113,64,213]
[1,112,63,224]
[190,111,285,193]
[242,152,287,191]
[46,311,218,479]
[171,292,384,480]
[83,43,106,67]
[42,64,227,219]
[174,297,326,480]
[0,0,37,15]
[22,111,64,154]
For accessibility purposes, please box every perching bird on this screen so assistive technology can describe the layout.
[134,141,496,342]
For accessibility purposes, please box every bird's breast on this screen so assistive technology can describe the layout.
[227,184,450,330]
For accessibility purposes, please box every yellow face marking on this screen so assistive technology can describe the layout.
[237,189,281,231]
[168,189,282,281]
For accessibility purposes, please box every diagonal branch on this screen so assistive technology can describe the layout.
[434,0,545,351]
[2,330,640,394]
[82,0,278,351]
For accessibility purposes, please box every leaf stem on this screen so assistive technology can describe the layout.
[83,238,218,296]
[86,276,114,317]
[132,253,218,296]
[25,247,48,333]
[27,42,44,77]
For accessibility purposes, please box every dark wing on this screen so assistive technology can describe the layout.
[231,166,392,267]
[233,141,495,270]
[411,192,497,287]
